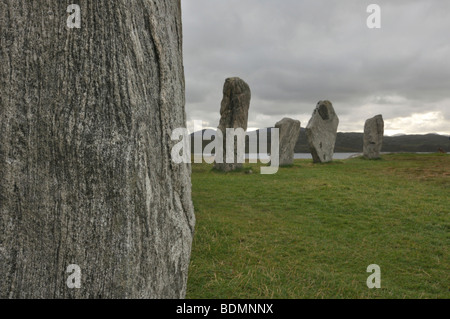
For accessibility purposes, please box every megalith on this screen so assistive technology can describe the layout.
[0,1,194,299]
[214,77,251,172]
[363,115,384,159]
[305,100,339,163]
[275,118,301,166]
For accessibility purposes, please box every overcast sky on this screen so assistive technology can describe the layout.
[181,0,449,136]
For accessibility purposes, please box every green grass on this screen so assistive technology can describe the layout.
[186,153,449,299]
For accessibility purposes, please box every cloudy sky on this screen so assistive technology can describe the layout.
[181,0,449,136]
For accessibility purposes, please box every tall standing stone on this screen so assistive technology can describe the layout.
[214,77,251,172]
[0,1,195,299]
[363,115,384,159]
[305,100,339,163]
[275,118,301,166]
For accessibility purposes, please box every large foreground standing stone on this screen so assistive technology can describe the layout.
[215,77,251,172]
[0,1,194,299]
[364,115,384,159]
[306,100,339,163]
[275,118,301,166]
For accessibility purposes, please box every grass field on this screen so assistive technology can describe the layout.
[186,153,449,299]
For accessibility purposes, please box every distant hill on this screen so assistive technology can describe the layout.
[295,129,449,153]
[190,129,450,154]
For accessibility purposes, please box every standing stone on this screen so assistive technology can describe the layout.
[275,118,301,166]
[364,115,384,159]
[305,100,339,163]
[214,77,251,172]
[0,1,195,299]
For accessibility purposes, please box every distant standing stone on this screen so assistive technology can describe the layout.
[275,118,301,166]
[305,100,339,163]
[215,77,251,172]
[363,115,384,159]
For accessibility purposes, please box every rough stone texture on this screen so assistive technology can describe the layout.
[0,1,195,299]
[214,77,251,172]
[305,101,339,163]
[275,118,301,166]
[363,115,384,159]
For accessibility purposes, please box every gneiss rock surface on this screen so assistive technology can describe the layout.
[305,100,339,163]
[275,118,301,166]
[0,1,194,299]
[364,115,384,159]
[214,77,251,172]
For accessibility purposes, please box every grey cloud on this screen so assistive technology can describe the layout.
[182,0,450,134]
